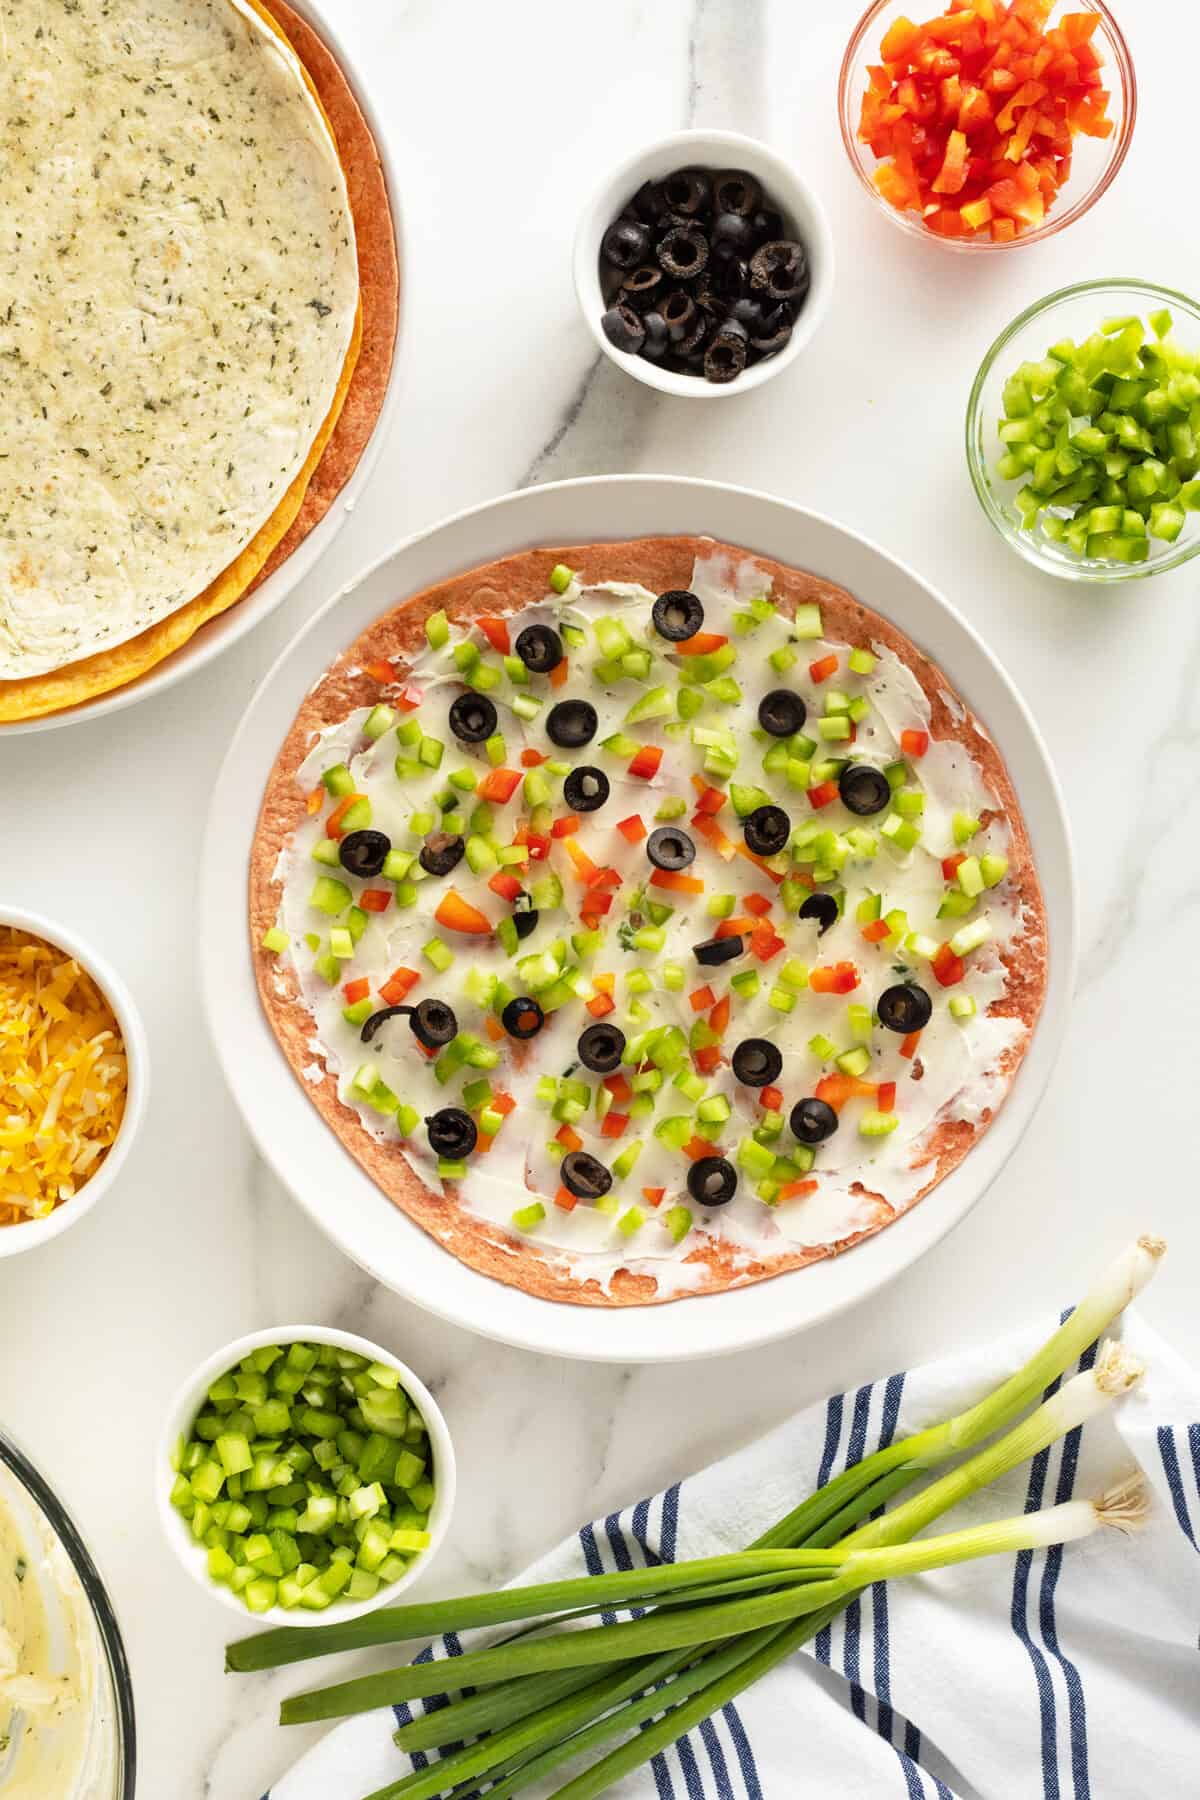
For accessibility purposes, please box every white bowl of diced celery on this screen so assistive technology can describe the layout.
[967,278,1200,582]
[157,1327,455,1626]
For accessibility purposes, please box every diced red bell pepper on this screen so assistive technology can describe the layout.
[549,658,569,688]
[520,748,547,768]
[689,984,717,1013]
[715,916,753,940]
[359,888,392,914]
[743,892,773,918]
[749,924,786,963]
[477,767,522,804]
[778,1178,820,1202]
[814,1072,877,1112]
[809,962,860,995]
[708,994,731,1036]
[674,632,729,656]
[616,814,647,843]
[554,1186,578,1213]
[881,15,922,61]
[364,657,398,684]
[682,1134,719,1162]
[691,812,737,860]
[692,779,728,815]
[525,834,551,862]
[476,616,510,655]
[807,781,839,810]
[642,1186,666,1208]
[551,813,581,839]
[580,892,615,926]
[604,1072,632,1102]
[760,1085,784,1114]
[556,1122,583,1152]
[932,942,965,986]
[488,870,524,902]
[734,842,786,886]
[601,1112,630,1139]
[585,865,621,892]
[564,838,597,881]
[326,792,367,839]
[693,1045,722,1075]
[862,918,892,944]
[931,127,970,192]
[394,685,423,713]
[900,728,930,758]
[649,868,705,895]
[305,785,324,816]
[342,977,370,1004]
[379,966,420,1005]
[591,972,615,994]
[878,1081,898,1113]
[809,654,838,683]
[586,991,616,1019]
[899,1030,922,1060]
[434,889,492,935]
[942,852,967,880]
[628,745,663,780]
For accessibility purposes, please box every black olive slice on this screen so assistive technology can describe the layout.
[448,691,498,744]
[563,766,610,813]
[757,689,807,738]
[409,998,458,1049]
[657,224,709,281]
[659,167,712,218]
[419,832,466,878]
[646,826,696,872]
[577,1021,626,1073]
[687,1156,738,1206]
[749,239,809,303]
[838,764,892,817]
[601,217,650,269]
[661,289,697,343]
[790,1098,838,1145]
[601,304,646,355]
[799,893,840,935]
[620,264,664,306]
[561,1150,613,1200]
[338,829,391,879]
[501,996,545,1041]
[877,982,933,1034]
[359,1005,411,1045]
[704,330,747,385]
[426,1107,477,1159]
[652,590,704,642]
[512,903,539,940]
[641,310,669,360]
[731,1038,783,1087]
[693,933,744,967]
[743,805,791,857]
[514,624,564,674]
[546,699,598,749]
[713,169,762,218]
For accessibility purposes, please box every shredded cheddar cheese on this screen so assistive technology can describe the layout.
[0,928,128,1224]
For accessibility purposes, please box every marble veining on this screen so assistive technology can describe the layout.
[0,1,1196,1796]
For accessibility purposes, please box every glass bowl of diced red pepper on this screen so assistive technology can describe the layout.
[838,0,1135,250]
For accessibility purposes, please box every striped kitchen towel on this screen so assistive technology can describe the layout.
[266,1309,1199,1800]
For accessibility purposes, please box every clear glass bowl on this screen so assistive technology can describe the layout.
[0,1430,135,1800]
[966,279,1200,583]
[838,0,1136,252]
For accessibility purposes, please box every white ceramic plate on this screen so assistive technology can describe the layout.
[200,476,1077,1363]
[3,0,402,738]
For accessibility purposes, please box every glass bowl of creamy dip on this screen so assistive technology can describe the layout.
[0,1431,134,1800]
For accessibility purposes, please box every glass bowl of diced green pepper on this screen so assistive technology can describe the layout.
[158,1328,455,1626]
[966,279,1200,581]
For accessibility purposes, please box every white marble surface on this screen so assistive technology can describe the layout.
[1,1,1198,1794]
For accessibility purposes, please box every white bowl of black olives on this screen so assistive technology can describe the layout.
[574,128,834,396]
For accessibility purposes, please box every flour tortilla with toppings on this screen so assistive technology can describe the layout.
[0,0,396,721]
[250,537,1048,1308]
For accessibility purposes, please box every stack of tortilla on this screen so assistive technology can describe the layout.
[0,0,398,723]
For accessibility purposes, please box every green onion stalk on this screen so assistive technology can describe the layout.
[225,1239,1162,1800]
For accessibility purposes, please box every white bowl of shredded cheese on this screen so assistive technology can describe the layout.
[0,909,148,1260]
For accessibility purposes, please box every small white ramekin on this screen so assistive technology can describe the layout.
[573,127,834,399]
[157,1325,456,1629]
[0,906,148,1260]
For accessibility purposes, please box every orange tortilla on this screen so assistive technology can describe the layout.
[249,537,1049,1309]
[0,0,397,724]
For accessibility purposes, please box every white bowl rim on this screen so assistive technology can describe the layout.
[0,906,148,1260]
[200,473,1079,1364]
[156,1324,457,1629]
[573,127,835,399]
[1,0,404,738]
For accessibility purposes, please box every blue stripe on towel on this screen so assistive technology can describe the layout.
[1189,1425,1200,1525]
[1157,1427,1198,1550]
[813,1390,845,1669]
[1037,1340,1096,1800]
[720,1699,765,1800]
[841,1384,875,1715]
[587,1507,678,1799]
[697,1715,735,1798]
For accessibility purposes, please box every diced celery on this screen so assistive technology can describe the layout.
[949,994,977,1022]
[511,1203,545,1231]
[549,563,574,594]
[949,918,993,957]
[261,927,290,954]
[859,1110,899,1138]
[835,1046,871,1078]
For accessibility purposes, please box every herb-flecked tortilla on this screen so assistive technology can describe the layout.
[250,538,1048,1308]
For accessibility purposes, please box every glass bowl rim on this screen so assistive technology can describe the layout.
[0,1427,136,1799]
[966,276,1200,581]
[837,0,1138,253]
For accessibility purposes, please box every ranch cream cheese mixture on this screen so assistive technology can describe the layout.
[0,1473,109,1799]
[266,551,1034,1295]
[0,0,358,680]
